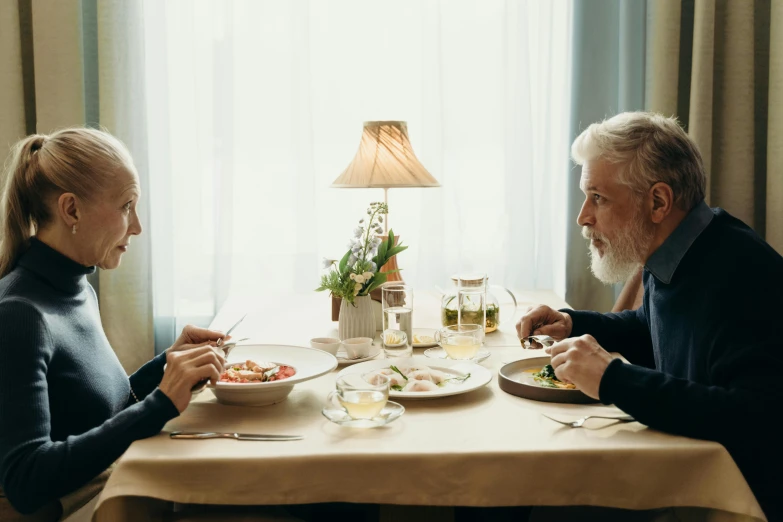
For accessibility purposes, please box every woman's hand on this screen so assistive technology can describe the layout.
[158,344,226,412]
[169,324,229,352]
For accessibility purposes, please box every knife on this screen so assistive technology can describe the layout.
[170,431,303,441]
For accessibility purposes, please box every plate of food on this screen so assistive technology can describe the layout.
[209,344,337,406]
[337,356,492,400]
[411,328,438,348]
[498,355,597,404]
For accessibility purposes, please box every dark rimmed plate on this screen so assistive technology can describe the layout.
[498,356,598,404]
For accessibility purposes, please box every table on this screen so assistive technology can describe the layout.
[93,290,766,522]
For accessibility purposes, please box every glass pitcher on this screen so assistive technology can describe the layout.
[440,275,517,333]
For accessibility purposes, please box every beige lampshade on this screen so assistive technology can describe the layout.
[332,121,440,188]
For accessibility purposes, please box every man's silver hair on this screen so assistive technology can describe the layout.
[571,112,707,210]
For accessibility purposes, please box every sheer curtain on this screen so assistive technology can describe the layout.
[141,0,572,351]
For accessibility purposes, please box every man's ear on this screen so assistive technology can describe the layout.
[648,182,674,224]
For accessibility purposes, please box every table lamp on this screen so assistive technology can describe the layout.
[332,121,440,283]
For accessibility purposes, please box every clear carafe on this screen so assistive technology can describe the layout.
[441,275,517,334]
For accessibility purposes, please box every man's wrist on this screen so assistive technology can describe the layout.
[562,312,573,337]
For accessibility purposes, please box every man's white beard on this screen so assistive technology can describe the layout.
[582,215,653,284]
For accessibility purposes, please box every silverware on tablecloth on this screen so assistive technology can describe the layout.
[542,414,635,428]
[170,431,303,441]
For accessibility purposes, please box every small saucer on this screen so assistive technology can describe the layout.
[412,328,438,348]
[321,401,405,428]
[423,347,491,364]
[336,345,382,365]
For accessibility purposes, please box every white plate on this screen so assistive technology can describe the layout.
[423,347,491,364]
[336,344,382,365]
[322,401,405,428]
[337,356,492,400]
[209,344,337,406]
[412,328,438,348]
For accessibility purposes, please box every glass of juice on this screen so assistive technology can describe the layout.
[327,373,390,420]
[435,324,483,360]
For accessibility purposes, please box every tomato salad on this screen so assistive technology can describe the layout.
[219,360,296,383]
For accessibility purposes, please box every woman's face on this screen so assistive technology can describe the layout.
[77,167,143,269]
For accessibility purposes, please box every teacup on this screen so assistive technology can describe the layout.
[327,373,389,420]
[310,337,341,356]
[435,324,483,360]
[342,337,374,359]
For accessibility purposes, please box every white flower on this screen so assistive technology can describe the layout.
[322,258,335,269]
[349,273,356,281]
[359,218,364,224]
[348,254,357,266]
[354,282,363,295]
[362,271,373,279]
[377,216,383,223]
[354,274,365,284]
[353,227,363,238]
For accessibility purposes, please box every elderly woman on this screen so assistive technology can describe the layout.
[0,128,227,519]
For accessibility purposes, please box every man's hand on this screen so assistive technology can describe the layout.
[170,324,229,352]
[516,305,573,343]
[545,335,613,400]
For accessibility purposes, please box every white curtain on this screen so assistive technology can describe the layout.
[141,0,572,350]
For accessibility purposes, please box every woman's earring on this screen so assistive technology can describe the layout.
[72,225,77,235]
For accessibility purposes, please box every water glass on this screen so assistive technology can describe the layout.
[381,284,413,358]
[327,373,390,420]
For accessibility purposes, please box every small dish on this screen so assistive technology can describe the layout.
[336,344,381,365]
[423,347,491,364]
[342,337,374,359]
[412,328,438,348]
[310,337,341,356]
[321,400,405,428]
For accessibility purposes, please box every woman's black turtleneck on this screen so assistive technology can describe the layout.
[0,238,178,514]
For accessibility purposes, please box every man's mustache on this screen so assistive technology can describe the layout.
[581,227,608,245]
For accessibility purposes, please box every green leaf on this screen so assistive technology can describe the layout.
[385,245,408,259]
[388,229,395,249]
[391,385,403,392]
[389,365,408,381]
[364,271,388,294]
[377,238,388,265]
[338,250,351,273]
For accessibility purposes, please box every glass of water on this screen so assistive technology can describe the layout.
[381,284,413,358]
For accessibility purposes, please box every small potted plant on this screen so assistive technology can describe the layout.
[317,202,407,340]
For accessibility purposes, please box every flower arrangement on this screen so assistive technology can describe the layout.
[316,202,407,305]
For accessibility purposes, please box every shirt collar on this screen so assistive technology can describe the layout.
[645,200,714,284]
[17,237,96,294]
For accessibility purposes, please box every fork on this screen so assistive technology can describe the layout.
[520,335,556,349]
[541,413,636,428]
[542,413,636,428]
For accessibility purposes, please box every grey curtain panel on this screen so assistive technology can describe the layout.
[647,0,782,252]
[565,0,648,313]
[0,0,154,373]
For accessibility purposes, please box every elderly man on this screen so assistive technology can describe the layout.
[518,112,783,521]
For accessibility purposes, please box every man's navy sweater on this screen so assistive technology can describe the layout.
[567,202,783,520]
[0,238,178,514]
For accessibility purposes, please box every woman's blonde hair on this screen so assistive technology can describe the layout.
[0,127,136,278]
[571,112,707,211]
